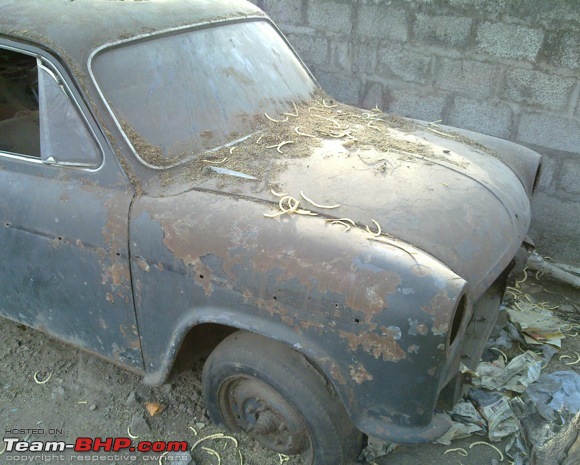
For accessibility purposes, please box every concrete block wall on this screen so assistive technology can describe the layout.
[251,0,580,264]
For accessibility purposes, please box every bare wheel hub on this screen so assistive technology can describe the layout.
[219,376,311,455]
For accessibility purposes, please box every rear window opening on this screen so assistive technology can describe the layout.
[0,48,40,157]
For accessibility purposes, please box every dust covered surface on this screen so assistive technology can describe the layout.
[152,91,478,189]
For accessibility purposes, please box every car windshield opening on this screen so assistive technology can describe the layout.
[91,20,316,167]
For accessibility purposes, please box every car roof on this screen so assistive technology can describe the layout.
[0,0,265,67]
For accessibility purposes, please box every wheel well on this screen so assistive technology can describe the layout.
[174,323,237,372]
[174,325,337,398]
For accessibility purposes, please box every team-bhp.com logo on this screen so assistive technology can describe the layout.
[3,437,188,453]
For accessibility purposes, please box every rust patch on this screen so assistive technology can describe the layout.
[339,329,406,362]
[327,360,347,385]
[106,292,115,303]
[109,262,130,287]
[193,259,213,297]
[422,289,454,336]
[161,216,245,280]
[60,193,70,202]
[349,363,374,384]
[147,194,401,324]
[135,257,150,272]
[250,241,401,324]
[408,318,429,336]
[427,367,437,376]
[407,344,420,354]
[250,296,296,327]
[100,197,132,303]
[299,320,326,331]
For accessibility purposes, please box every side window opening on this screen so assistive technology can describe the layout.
[0,48,40,157]
[0,46,102,167]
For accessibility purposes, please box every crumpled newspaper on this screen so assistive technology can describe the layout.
[471,351,543,393]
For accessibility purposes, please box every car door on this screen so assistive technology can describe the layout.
[0,41,143,369]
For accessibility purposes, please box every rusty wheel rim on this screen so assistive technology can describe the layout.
[218,376,314,459]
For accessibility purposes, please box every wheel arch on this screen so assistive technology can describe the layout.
[142,307,352,407]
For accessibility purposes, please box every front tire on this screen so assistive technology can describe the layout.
[202,331,362,465]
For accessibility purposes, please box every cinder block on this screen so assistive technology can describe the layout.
[287,33,329,67]
[262,0,303,25]
[560,159,580,194]
[448,97,513,139]
[387,88,447,122]
[361,83,384,110]
[315,71,361,105]
[476,22,544,61]
[332,41,352,71]
[529,192,580,263]
[351,42,377,74]
[378,46,431,84]
[307,1,352,35]
[518,113,580,153]
[356,6,408,42]
[505,0,580,26]
[413,13,473,49]
[544,30,580,70]
[503,69,577,111]
[449,0,506,13]
[433,57,499,99]
[533,153,558,192]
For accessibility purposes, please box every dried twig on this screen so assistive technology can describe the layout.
[266,141,294,154]
[202,157,228,164]
[366,219,382,237]
[34,371,52,384]
[469,441,504,461]
[264,113,288,123]
[300,191,340,209]
[295,126,317,138]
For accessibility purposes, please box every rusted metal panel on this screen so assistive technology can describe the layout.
[0,163,142,367]
[130,189,468,439]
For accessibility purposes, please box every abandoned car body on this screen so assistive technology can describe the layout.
[0,1,542,464]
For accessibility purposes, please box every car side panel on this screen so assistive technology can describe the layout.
[130,189,466,442]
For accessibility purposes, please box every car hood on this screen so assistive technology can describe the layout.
[181,118,539,298]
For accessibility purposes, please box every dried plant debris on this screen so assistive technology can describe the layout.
[155,90,480,188]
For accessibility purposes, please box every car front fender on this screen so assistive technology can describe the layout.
[131,189,468,442]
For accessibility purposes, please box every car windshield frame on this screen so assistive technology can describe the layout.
[89,18,317,169]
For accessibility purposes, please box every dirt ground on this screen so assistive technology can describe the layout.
[1,273,578,465]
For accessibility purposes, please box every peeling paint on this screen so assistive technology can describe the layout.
[349,363,374,384]
[327,360,347,386]
[407,344,420,354]
[408,318,428,336]
[135,257,150,272]
[422,290,455,336]
[339,329,406,362]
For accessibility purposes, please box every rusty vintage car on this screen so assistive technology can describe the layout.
[0,1,542,464]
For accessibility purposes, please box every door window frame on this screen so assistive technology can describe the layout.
[0,39,105,171]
